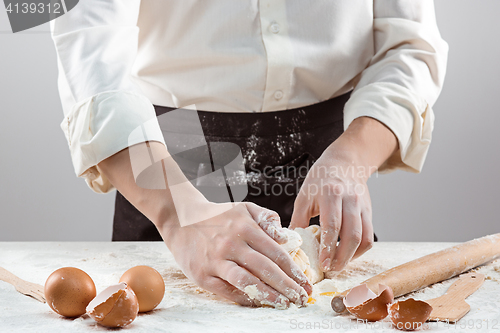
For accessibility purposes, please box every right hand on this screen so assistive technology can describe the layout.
[97,142,312,308]
[160,201,313,308]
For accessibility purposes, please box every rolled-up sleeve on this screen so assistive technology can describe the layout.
[50,0,165,193]
[343,0,448,173]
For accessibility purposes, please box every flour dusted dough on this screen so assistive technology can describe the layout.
[280,226,324,284]
[294,225,324,284]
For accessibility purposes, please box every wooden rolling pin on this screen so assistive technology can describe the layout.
[331,233,500,313]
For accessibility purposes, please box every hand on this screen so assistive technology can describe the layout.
[290,117,398,272]
[98,142,312,308]
[290,150,374,272]
[160,201,313,308]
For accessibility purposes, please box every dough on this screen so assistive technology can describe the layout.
[279,226,324,284]
[295,225,324,284]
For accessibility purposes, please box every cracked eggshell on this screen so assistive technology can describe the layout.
[120,265,165,312]
[343,283,394,321]
[86,282,139,328]
[44,267,96,317]
[388,298,433,331]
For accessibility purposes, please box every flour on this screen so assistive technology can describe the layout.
[161,267,209,296]
[243,284,265,300]
[325,259,386,280]
[242,134,259,166]
[243,285,288,310]
[279,228,303,254]
[256,210,286,243]
[1,242,499,333]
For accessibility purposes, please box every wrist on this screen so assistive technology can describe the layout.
[158,199,223,250]
[153,178,210,249]
[325,116,398,177]
[97,141,207,244]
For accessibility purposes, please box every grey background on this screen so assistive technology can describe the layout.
[0,1,498,242]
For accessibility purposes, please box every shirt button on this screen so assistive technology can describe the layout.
[269,22,280,34]
[274,90,284,100]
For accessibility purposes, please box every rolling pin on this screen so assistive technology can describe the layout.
[331,233,500,313]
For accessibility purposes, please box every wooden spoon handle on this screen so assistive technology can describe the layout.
[0,267,22,285]
[440,272,485,300]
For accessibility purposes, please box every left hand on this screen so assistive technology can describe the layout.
[290,116,398,272]
[290,147,374,273]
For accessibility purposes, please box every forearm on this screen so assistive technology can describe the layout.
[97,141,204,244]
[325,116,398,179]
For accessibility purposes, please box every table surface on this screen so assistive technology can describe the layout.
[1,241,499,333]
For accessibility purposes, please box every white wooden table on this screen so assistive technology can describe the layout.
[1,242,499,332]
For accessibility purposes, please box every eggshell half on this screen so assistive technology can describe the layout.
[343,283,394,321]
[44,267,96,317]
[87,282,139,328]
[388,298,433,331]
[120,265,165,312]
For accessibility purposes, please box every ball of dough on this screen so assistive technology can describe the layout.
[280,226,324,284]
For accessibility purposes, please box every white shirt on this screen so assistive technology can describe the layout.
[50,0,448,193]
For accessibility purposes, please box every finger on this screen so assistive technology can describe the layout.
[290,190,311,229]
[318,194,342,272]
[330,198,362,271]
[202,276,256,307]
[234,246,309,307]
[352,206,374,260]
[220,261,290,309]
[243,225,313,296]
[245,203,287,244]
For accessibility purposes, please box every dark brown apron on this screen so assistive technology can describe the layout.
[112,92,376,242]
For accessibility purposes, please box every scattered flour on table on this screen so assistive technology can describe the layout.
[325,260,385,280]
[476,259,500,283]
[161,267,211,296]
[3,242,500,333]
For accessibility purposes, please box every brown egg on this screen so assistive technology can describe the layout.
[87,282,139,328]
[388,298,433,331]
[120,266,165,312]
[343,283,394,321]
[44,267,96,317]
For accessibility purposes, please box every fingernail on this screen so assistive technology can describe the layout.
[292,290,308,308]
[330,259,339,271]
[302,281,313,295]
[299,293,308,307]
[322,258,331,271]
[275,294,290,310]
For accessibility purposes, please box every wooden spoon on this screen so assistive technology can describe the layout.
[0,267,46,303]
[425,272,485,323]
